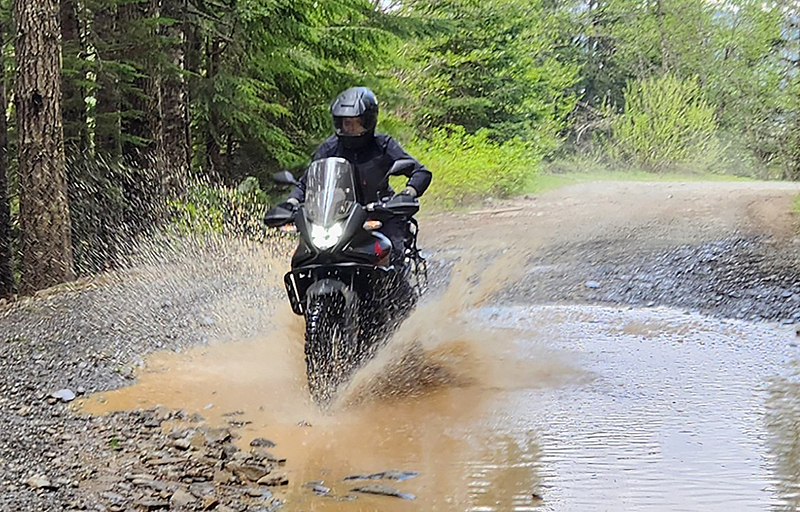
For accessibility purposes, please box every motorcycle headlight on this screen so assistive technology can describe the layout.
[310,222,344,250]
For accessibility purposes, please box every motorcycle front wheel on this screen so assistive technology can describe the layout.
[303,293,357,406]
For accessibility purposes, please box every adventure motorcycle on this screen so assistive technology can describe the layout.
[265,157,428,405]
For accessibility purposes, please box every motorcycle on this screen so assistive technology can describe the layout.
[264,157,428,405]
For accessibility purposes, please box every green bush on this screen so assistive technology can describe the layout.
[403,125,544,205]
[168,177,273,239]
[606,74,723,173]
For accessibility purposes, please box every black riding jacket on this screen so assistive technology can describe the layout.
[288,133,432,204]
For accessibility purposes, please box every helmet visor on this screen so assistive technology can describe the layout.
[333,116,368,137]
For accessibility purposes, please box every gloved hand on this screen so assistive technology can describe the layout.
[277,197,300,212]
[399,186,418,198]
[385,187,418,209]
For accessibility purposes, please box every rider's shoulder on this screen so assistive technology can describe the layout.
[373,132,396,148]
[315,135,339,157]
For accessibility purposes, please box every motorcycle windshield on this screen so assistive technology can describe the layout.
[304,157,357,228]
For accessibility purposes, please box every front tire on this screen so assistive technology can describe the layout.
[304,293,357,405]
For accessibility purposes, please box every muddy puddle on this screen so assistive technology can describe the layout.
[78,293,800,511]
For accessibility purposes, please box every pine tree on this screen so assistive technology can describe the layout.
[15,0,75,292]
[0,12,12,298]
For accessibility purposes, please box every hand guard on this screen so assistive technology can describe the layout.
[264,198,299,227]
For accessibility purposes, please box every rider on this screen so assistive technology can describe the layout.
[271,86,432,260]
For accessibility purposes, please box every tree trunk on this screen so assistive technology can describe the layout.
[60,0,87,154]
[120,0,162,168]
[94,3,121,158]
[205,36,223,181]
[160,0,190,197]
[14,0,75,293]
[119,0,164,232]
[0,18,12,298]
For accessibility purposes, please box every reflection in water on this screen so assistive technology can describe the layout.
[767,361,800,509]
[483,305,798,512]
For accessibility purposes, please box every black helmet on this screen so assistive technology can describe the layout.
[330,86,378,149]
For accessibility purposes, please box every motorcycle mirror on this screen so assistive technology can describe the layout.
[387,159,416,177]
[272,171,299,186]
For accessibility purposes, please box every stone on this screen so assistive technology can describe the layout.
[226,462,269,482]
[303,481,331,496]
[145,457,185,466]
[200,427,230,445]
[152,406,172,422]
[250,448,286,465]
[52,389,76,402]
[189,482,214,498]
[230,450,251,464]
[188,430,206,449]
[257,474,288,486]
[249,438,275,448]
[213,469,232,484]
[197,496,217,510]
[170,489,195,508]
[26,475,56,489]
[343,470,418,482]
[99,491,125,504]
[133,498,170,510]
[170,438,192,450]
[127,473,157,481]
[351,484,415,500]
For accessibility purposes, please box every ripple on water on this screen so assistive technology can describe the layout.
[481,305,798,512]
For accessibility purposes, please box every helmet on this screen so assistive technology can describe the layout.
[330,87,378,149]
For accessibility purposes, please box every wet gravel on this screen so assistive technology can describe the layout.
[0,198,798,510]
[504,235,800,324]
[0,235,292,511]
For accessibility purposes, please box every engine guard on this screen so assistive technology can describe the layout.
[284,264,393,316]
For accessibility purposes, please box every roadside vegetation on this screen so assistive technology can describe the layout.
[1,0,800,296]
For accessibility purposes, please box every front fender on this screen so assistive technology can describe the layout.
[284,264,390,316]
[306,278,357,307]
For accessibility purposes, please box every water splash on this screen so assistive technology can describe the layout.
[332,253,527,408]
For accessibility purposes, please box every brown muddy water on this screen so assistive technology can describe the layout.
[78,274,800,511]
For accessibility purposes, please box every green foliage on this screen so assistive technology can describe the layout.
[168,176,272,239]
[605,74,722,173]
[405,125,543,205]
[188,0,404,183]
[567,0,793,178]
[400,0,580,144]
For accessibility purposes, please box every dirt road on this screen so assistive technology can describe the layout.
[0,180,798,511]
[424,181,800,322]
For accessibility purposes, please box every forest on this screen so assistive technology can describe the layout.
[1,0,799,296]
